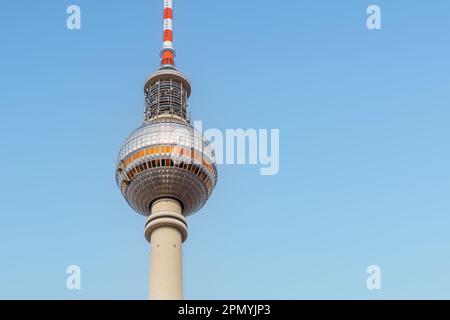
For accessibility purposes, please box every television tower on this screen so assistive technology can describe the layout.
[115,0,218,300]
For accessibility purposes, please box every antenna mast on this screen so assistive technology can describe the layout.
[161,0,175,66]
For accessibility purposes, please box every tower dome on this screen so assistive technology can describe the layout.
[116,114,218,216]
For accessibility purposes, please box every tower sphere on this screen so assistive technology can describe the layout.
[116,68,218,217]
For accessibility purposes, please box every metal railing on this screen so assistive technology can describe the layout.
[144,78,189,121]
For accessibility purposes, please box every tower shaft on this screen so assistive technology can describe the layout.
[146,199,188,300]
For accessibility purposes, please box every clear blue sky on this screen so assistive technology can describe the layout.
[1,0,450,299]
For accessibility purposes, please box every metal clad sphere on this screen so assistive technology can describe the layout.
[116,120,218,216]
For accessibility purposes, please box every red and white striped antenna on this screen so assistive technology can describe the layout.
[161,0,175,66]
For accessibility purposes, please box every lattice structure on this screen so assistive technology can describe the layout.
[144,78,189,122]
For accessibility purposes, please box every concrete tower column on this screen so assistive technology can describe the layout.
[145,198,188,300]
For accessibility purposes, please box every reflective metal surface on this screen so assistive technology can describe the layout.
[116,118,218,217]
